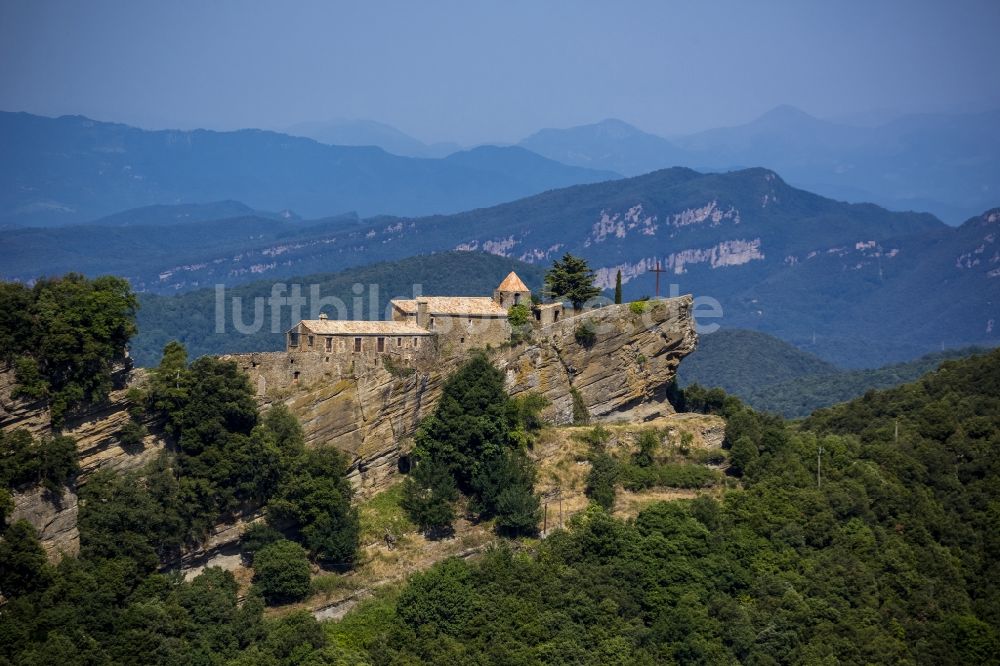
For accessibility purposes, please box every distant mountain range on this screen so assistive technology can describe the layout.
[284,118,461,158]
[0,111,616,226]
[5,167,997,367]
[6,105,998,227]
[282,106,1000,224]
[519,106,1000,224]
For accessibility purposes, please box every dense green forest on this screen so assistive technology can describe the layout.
[296,350,997,664]
[679,328,988,418]
[132,251,546,366]
[2,274,998,664]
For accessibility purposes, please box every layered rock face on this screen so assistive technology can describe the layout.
[1,365,167,561]
[225,297,697,498]
[2,296,696,560]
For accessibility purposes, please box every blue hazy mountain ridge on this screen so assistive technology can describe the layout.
[284,118,461,158]
[519,118,691,179]
[518,106,1000,224]
[0,111,617,226]
[4,167,996,367]
[87,201,303,226]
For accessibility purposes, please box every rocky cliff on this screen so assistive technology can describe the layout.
[2,296,697,561]
[1,365,167,561]
[225,297,697,498]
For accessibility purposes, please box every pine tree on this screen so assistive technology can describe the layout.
[544,253,601,311]
[401,457,458,538]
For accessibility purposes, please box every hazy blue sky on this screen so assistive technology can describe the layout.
[2,0,999,144]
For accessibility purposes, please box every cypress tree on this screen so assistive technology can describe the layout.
[614,270,623,304]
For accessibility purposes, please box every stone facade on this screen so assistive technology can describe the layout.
[289,272,544,359]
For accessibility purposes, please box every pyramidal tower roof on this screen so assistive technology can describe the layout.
[497,271,529,292]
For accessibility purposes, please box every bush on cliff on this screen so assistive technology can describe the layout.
[1,274,138,424]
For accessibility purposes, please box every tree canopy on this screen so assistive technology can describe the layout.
[544,253,601,310]
[405,354,543,537]
[3,274,138,423]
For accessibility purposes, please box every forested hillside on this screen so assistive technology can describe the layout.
[677,329,838,393]
[7,169,997,367]
[312,350,1000,663]
[679,328,988,417]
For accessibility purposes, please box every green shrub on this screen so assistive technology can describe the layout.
[633,429,659,467]
[678,431,694,456]
[577,425,610,448]
[574,322,597,347]
[401,458,458,538]
[619,462,720,490]
[240,523,285,564]
[0,429,79,493]
[117,419,148,452]
[507,303,531,328]
[629,300,649,315]
[383,355,416,377]
[252,539,312,605]
[585,452,618,510]
[691,448,727,466]
[571,388,590,425]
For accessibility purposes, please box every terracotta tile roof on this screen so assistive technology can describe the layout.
[390,297,508,316]
[298,320,432,335]
[497,271,530,292]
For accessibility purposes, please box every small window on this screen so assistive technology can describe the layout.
[413,337,419,347]
[377,337,385,352]
[354,337,362,352]
[292,370,300,383]
[397,337,402,347]
[514,293,521,305]
[325,337,332,351]
[288,331,300,347]
[429,317,435,329]
[308,335,314,348]
[460,337,465,344]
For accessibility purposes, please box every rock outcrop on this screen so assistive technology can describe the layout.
[2,296,697,561]
[225,297,697,498]
[1,364,167,561]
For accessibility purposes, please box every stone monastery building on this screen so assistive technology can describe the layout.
[285,272,565,361]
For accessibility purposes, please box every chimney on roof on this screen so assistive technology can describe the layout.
[319,313,328,320]
[416,299,429,329]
